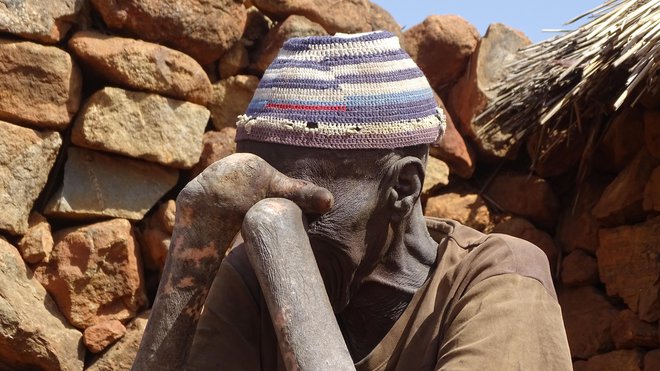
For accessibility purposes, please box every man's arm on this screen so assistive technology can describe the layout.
[132,154,333,371]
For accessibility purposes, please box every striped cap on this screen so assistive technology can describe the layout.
[236,31,446,149]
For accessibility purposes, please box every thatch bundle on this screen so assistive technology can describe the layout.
[477,0,658,178]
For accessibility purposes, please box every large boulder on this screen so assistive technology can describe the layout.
[449,23,531,158]
[251,15,327,74]
[0,120,61,235]
[422,157,449,194]
[404,15,479,90]
[596,108,645,172]
[558,286,618,359]
[189,127,237,179]
[0,39,81,130]
[45,147,178,221]
[0,0,81,43]
[592,148,659,227]
[209,75,260,130]
[425,191,491,232]
[71,87,209,169]
[430,95,475,178]
[90,0,247,65]
[252,0,371,34]
[610,310,659,349]
[484,170,560,230]
[597,216,660,322]
[560,250,599,287]
[368,2,403,40]
[68,31,212,105]
[0,238,84,371]
[35,218,147,329]
[86,311,149,371]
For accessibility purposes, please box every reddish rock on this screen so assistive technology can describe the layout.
[611,310,660,349]
[90,0,247,65]
[430,95,475,178]
[404,15,479,90]
[87,311,149,371]
[84,320,127,354]
[0,237,84,371]
[556,176,609,254]
[17,212,54,264]
[190,128,237,179]
[251,15,327,74]
[139,200,176,272]
[596,108,645,173]
[0,39,81,130]
[218,42,249,79]
[0,120,62,235]
[422,157,449,194]
[584,349,643,371]
[252,0,371,34]
[526,125,589,177]
[644,349,660,371]
[645,109,660,159]
[209,75,260,130]
[68,31,212,105]
[558,286,618,359]
[485,170,560,230]
[560,250,598,287]
[425,192,491,232]
[643,167,660,212]
[598,216,660,322]
[243,6,274,47]
[592,148,659,226]
[449,23,531,158]
[0,0,80,44]
[368,2,403,40]
[492,216,557,273]
[34,218,147,330]
[573,360,588,371]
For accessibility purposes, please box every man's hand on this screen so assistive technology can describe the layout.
[133,153,333,371]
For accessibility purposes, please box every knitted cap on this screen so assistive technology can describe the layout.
[236,31,446,149]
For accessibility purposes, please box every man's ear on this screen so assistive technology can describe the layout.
[384,156,425,223]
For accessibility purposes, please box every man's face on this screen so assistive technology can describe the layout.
[237,141,393,312]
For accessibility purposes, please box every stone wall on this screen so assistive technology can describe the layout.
[0,1,657,370]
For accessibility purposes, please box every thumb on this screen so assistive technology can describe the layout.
[268,172,334,214]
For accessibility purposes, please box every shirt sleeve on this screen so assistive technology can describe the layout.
[436,273,572,371]
[187,260,262,371]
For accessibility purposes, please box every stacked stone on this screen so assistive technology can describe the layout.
[0,1,657,370]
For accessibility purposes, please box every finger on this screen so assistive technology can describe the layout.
[268,173,334,214]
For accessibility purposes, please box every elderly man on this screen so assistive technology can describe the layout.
[134,31,571,370]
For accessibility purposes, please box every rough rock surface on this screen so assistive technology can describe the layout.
[0,0,81,43]
[71,87,209,168]
[610,310,660,349]
[90,0,247,65]
[209,75,260,129]
[597,108,645,172]
[17,212,54,264]
[449,23,531,158]
[645,350,660,371]
[83,320,127,354]
[218,42,249,78]
[584,349,643,371]
[592,148,659,226]
[0,238,84,371]
[643,167,660,211]
[558,286,618,359]
[645,109,660,159]
[404,15,479,89]
[425,192,491,231]
[190,127,237,179]
[251,15,327,74]
[368,2,403,40]
[68,31,212,105]
[45,147,178,221]
[139,200,175,272]
[0,39,81,129]
[597,216,660,322]
[430,95,475,178]
[527,126,589,177]
[0,120,62,235]
[86,311,149,371]
[252,0,371,34]
[561,250,599,287]
[422,157,450,194]
[492,216,557,273]
[35,218,147,330]
[485,170,560,230]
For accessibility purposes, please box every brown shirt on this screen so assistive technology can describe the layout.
[188,218,572,370]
